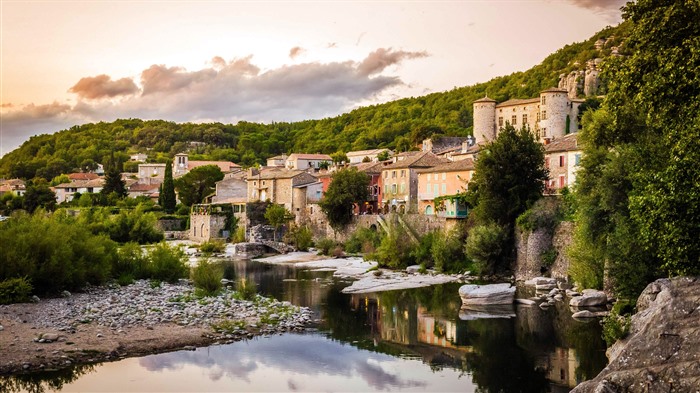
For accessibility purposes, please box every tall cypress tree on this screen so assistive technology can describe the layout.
[101,153,127,198]
[161,161,176,213]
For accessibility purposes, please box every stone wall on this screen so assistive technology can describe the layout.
[325,213,447,243]
[513,221,574,282]
[189,214,227,243]
[157,218,186,232]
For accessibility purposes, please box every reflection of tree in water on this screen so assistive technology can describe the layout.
[562,319,607,383]
[462,318,549,393]
[0,363,97,393]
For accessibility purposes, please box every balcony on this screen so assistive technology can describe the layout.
[418,193,437,201]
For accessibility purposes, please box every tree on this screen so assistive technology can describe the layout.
[330,151,348,165]
[160,161,176,213]
[466,124,548,272]
[377,151,390,161]
[174,165,224,206]
[22,180,56,213]
[101,153,127,198]
[319,168,370,232]
[264,203,295,241]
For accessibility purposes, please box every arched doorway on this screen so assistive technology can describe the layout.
[399,205,405,214]
[425,205,433,215]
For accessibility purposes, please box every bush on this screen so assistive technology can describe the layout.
[541,247,558,268]
[316,238,340,256]
[345,227,382,254]
[369,222,415,269]
[464,223,507,275]
[199,240,225,253]
[234,278,257,300]
[232,226,246,243]
[431,229,470,273]
[409,231,436,268]
[0,277,33,304]
[148,242,189,283]
[516,197,559,233]
[602,302,632,346]
[107,204,164,244]
[191,258,223,296]
[284,224,313,251]
[114,242,150,281]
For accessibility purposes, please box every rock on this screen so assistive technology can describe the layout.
[554,294,564,302]
[459,283,515,305]
[61,290,71,298]
[525,276,556,286]
[40,333,59,342]
[536,283,557,291]
[31,295,40,303]
[515,298,537,306]
[566,290,581,297]
[548,288,560,297]
[572,310,597,318]
[406,265,421,274]
[569,290,608,307]
[557,281,573,290]
[0,325,4,331]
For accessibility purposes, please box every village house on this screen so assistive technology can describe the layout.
[173,153,240,178]
[285,153,332,170]
[129,153,148,162]
[209,171,248,214]
[447,139,486,162]
[544,133,582,193]
[351,161,383,214]
[379,151,447,214]
[127,182,160,202]
[138,163,166,185]
[266,154,288,167]
[346,148,392,164]
[0,179,26,197]
[421,137,470,159]
[416,159,474,218]
[246,168,323,223]
[473,88,583,144]
[54,178,105,204]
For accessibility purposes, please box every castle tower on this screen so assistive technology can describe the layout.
[174,153,189,177]
[538,88,569,140]
[472,96,497,143]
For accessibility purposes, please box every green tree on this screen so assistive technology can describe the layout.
[23,181,56,213]
[160,161,176,213]
[264,203,294,241]
[319,168,370,233]
[377,150,390,161]
[101,153,127,198]
[174,165,224,206]
[330,151,349,164]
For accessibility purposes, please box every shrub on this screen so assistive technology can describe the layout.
[369,222,415,269]
[232,226,246,243]
[199,240,225,254]
[431,229,470,273]
[0,277,33,304]
[541,247,558,268]
[191,258,223,296]
[284,224,313,251]
[107,204,164,244]
[516,197,559,233]
[345,227,382,254]
[316,238,339,256]
[234,278,257,300]
[148,242,189,283]
[464,223,507,275]
[602,302,632,346]
[114,242,150,280]
[409,231,437,268]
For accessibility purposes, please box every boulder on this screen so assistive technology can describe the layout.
[406,265,421,274]
[459,283,515,305]
[515,298,537,306]
[524,277,556,287]
[39,333,59,342]
[569,290,608,307]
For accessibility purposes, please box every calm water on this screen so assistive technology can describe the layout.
[1,258,607,392]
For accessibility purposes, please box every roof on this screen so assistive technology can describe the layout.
[287,153,332,161]
[188,161,240,172]
[382,151,448,170]
[495,98,540,108]
[1,179,25,187]
[540,87,568,94]
[351,162,384,174]
[68,173,100,180]
[417,158,475,173]
[545,133,580,153]
[128,183,160,192]
[474,96,496,103]
[267,154,288,160]
[346,148,389,157]
[247,168,310,180]
[55,178,105,189]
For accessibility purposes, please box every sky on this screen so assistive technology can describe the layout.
[0,0,626,156]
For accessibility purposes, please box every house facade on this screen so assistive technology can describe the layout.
[54,178,105,203]
[416,159,474,218]
[173,153,240,178]
[0,179,26,197]
[346,149,391,164]
[246,168,319,216]
[544,133,582,193]
[378,152,447,214]
[285,153,332,170]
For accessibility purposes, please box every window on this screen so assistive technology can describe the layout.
[426,183,431,194]
[441,184,446,194]
[392,171,396,178]
[575,154,582,166]
[522,114,528,124]
[541,96,546,105]
[425,205,433,215]
[433,184,439,196]
[559,155,565,167]
[498,117,503,127]
[391,184,397,194]
[400,183,405,193]
[262,181,265,185]
[253,181,257,186]
[542,111,547,120]
[537,112,540,121]
[559,175,566,188]
[401,170,406,177]
[233,205,240,213]
[512,115,517,125]
[442,173,446,180]
[427,173,431,181]
[384,171,388,178]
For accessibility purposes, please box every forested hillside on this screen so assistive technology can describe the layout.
[0,23,629,181]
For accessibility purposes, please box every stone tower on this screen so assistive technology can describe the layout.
[174,153,189,177]
[539,88,569,140]
[472,96,497,143]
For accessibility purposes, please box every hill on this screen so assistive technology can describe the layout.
[0,23,629,181]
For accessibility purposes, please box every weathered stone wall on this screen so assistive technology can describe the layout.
[541,90,570,139]
[473,100,497,143]
[157,218,186,232]
[320,213,447,243]
[189,214,227,243]
[514,221,574,282]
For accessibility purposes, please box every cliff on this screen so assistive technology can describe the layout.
[572,277,700,392]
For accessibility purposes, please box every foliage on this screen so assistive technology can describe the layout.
[114,242,150,283]
[409,231,437,268]
[515,197,560,233]
[464,223,507,275]
[23,180,56,213]
[602,306,631,346]
[316,238,340,256]
[107,204,164,244]
[283,224,314,251]
[369,221,415,269]
[160,161,177,213]
[232,226,246,243]
[174,165,224,206]
[330,151,349,164]
[0,277,33,304]
[191,258,223,297]
[319,168,370,232]
[541,247,558,268]
[264,203,295,241]
[101,153,127,198]
[344,227,382,254]
[0,210,117,295]
[199,240,226,253]
[376,151,390,161]
[431,227,470,273]
[234,278,257,301]
[147,242,189,283]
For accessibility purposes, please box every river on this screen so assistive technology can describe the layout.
[2,257,608,392]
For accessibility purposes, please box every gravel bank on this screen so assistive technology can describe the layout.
[0,280,312,375]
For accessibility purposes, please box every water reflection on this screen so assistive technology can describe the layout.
[3,259,607,392]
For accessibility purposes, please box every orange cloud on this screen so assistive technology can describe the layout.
[68,74,139,99]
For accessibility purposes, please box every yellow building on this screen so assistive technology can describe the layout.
[416,159,474,217]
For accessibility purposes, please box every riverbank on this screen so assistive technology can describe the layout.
[0,280,312,375]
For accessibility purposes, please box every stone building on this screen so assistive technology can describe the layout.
[246,168,322,223]
[473,88,583,143]
[346,148,392,164]
[378,151,447,214]
[285,153,332,170]
[173,153,240,178]
[54,178,105,203]
[544,133,581,193]
[137,163,166,185]
[266,154,288,167]
[416,158,474,218]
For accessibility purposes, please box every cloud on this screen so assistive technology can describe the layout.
[289,46,305,59]
[565,0,626,21]
[357,48,429,76]
[68,74,139,99]
[326,42,337,49]
[2,48,427,155]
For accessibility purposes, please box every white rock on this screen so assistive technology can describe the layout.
[459,283,515,305]
[570,290,608,307]
[525,277,556,286]
[516,298,537,306]
[406,265,421,274]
